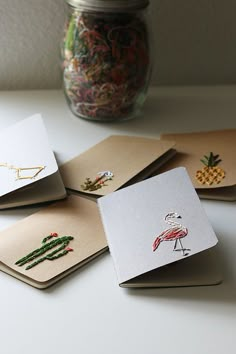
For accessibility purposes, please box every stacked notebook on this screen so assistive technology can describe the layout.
[0,168,221,289]
[0,116,225,289]
[98,168,221,288]
[158,130,236,201]
[59,135,176,199]
[0,195,107,288]
[0,114,66,209]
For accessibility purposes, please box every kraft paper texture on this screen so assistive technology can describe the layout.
[60,135,176,197]
[0,195,107,288]
[160,130,236,190]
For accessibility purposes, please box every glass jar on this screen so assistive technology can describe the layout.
[62,0,152,121]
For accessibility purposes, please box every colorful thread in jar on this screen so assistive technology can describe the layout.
[62,1,152,121]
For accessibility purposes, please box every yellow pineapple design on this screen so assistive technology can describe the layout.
[196,152,225,185]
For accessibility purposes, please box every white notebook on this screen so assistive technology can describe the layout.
[0,114,66,208]
[98,168,221,288]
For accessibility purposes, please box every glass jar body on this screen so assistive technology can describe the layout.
[61,4,152,121]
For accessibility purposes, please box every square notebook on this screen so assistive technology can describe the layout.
[98,167,221,288]
[0,195,108,289]
[158,130,236,201]
[60,135,176,199]
[0,114,66,208]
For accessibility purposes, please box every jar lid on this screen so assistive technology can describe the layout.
[66,0,149,11]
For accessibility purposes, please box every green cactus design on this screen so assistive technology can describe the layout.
[15,234,74,270]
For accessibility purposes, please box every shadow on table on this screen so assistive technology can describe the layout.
[125,280,236,307]
[125,237,236,306]
[43,251,109,293]
[43,226,236,307]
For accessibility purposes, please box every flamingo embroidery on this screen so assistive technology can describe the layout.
[152,212,190,256]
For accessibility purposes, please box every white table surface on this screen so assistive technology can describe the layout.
[0,86,235,354]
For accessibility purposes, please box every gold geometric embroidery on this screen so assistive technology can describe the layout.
[13,166,45,180]
[0,163,45,180]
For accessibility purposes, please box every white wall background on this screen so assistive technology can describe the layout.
[0,0,236,89]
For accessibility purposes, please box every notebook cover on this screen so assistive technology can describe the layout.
[0,195,108,288]
[159,130,236,199]
[98,167,219,287]
[60,135,176,197]
[0,114,66,208]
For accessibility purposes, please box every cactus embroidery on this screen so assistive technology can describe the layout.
[195,152,226,185]
[15,232,74,270]
[81,170,114,191]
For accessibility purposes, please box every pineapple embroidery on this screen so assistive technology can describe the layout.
[195,152,226,185]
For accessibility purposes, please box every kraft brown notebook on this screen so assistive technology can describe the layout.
[0,195,108,288]
[159,130,236,201]
[60,135,176,199]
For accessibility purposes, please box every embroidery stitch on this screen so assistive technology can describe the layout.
[15,234,74,270]
[81,170,114,191]
[0,163,45,180]
[195,152,225,185]
[42,232,59,244]
[152,212,190,256]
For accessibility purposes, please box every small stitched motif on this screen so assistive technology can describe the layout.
[15,233,74,270]
[195,152,225,185]
[81,170,114,191]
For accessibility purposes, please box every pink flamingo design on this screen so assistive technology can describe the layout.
[152,212,190,256]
